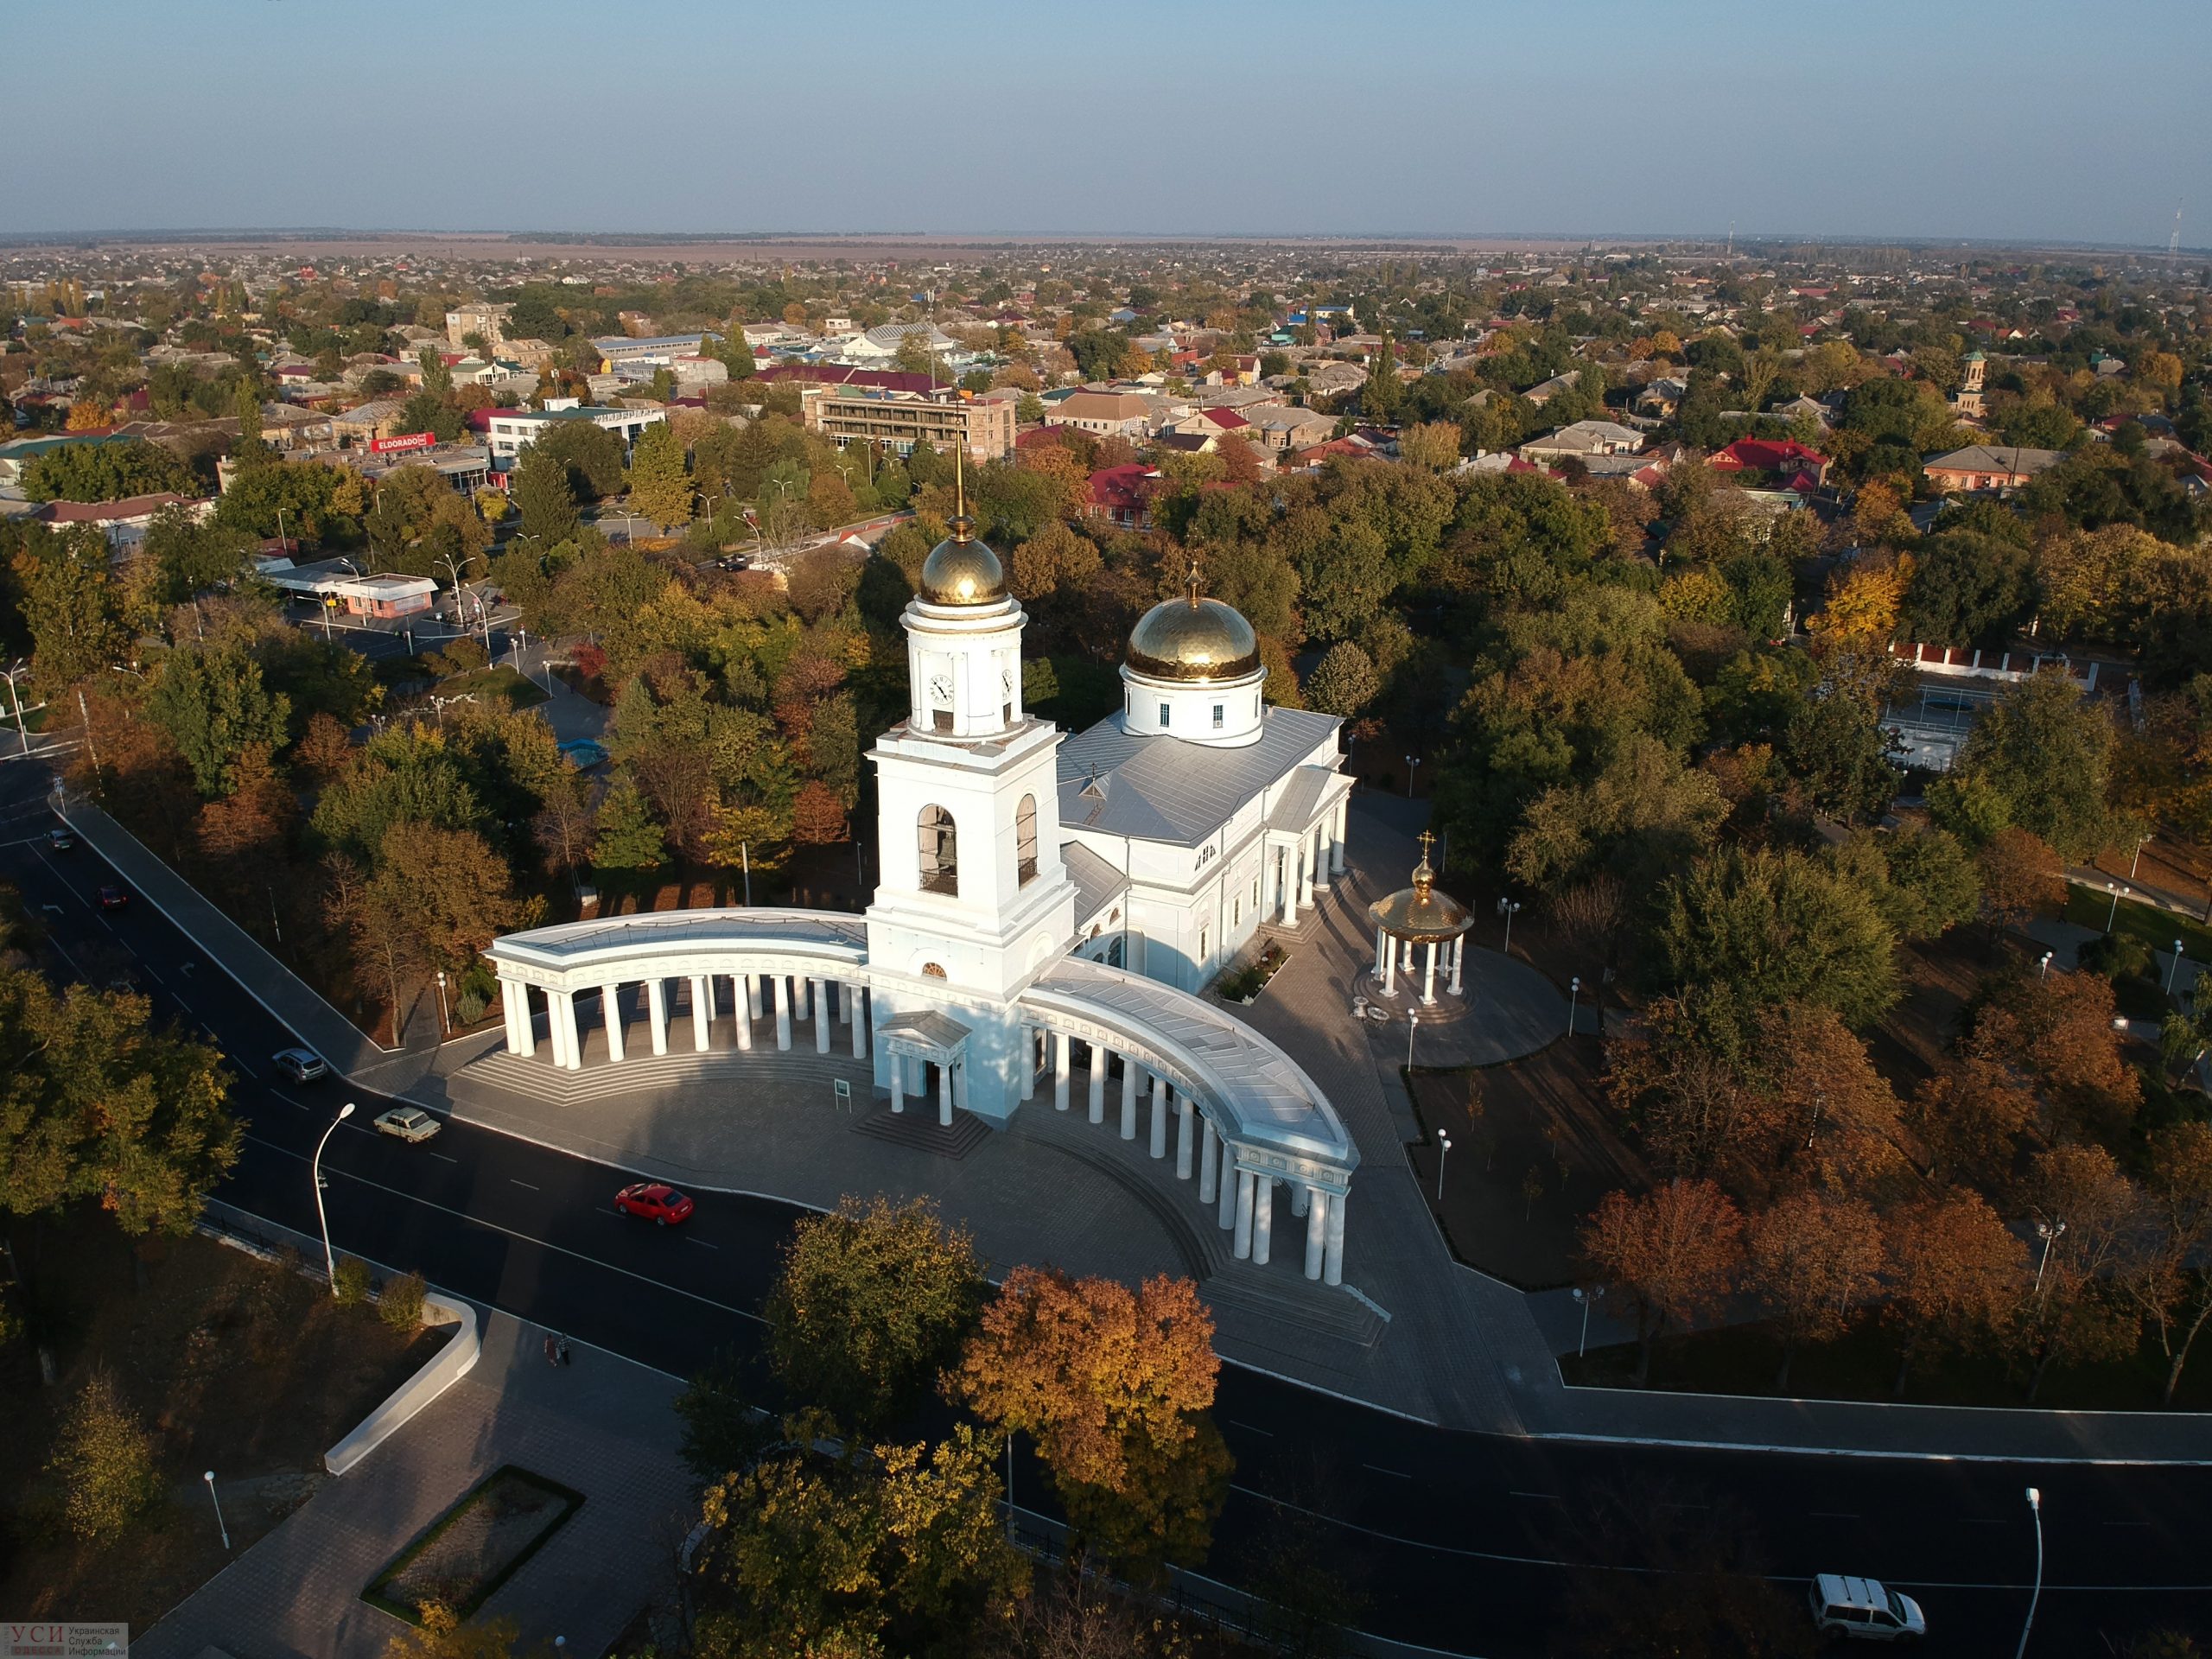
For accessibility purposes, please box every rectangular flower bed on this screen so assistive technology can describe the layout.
[362,1464,584,1624]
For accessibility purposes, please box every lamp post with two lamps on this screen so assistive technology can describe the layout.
[1572,1285,1606,1358]
[2033,1217,2067,1294]
[1568,976,1581,1037]
[1497,896,1522,957]
[434,969,451,1035]
[1403,755,1421,798]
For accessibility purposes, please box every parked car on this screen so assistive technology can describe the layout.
[373,1106,442,1143]
[273,1048,329,1084]
[46,826,74,852]
[1808,1575,1926,1643]
[715,553,753,571]
[97,885,130,911]
[613,1182,695,1225]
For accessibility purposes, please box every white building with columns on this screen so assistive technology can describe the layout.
[483,511,1361,1283]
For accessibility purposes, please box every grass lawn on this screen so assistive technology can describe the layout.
[2066,880,2212,965]
[435,664,550,711]
[364,1465,582,1624]
[1561,1316,2212,1412]
[0,1212,448,1631]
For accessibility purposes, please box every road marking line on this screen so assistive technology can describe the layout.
[172,996,193,1014]
[1361,1464,1411,1479]
[2105,1520,2153,1528]
[683,1236,719,1249]
[510,1179,539,1191]
[1808,1511,1860,1520]
[426,1151,459,1164]
[40,902,60,915]
[238,1133,763,1323]
[230,1056,258,1078]
[1228,1421,1274,1437]
[1510,1491,1562,1502]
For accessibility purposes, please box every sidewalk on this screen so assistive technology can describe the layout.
[137,1306,694,1659]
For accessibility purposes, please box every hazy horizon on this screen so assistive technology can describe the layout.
[7,0,2208,249]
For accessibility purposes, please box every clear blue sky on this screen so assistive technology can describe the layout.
[7,0,2207,246]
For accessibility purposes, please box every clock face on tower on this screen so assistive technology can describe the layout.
[928,673,953,703]
[1000,667,1014,697]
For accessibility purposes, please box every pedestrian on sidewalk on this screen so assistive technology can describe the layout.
[556,1336,572,1366]
[543,1332,560,1367]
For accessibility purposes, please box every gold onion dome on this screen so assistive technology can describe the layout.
[918,514,1007,607]
[1127,588,1261,682]
[1369,836,1474,944]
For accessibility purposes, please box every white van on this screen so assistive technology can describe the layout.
[1808,1574,1926,1643]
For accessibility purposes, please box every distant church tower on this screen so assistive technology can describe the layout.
[861,469,1077,1122]
[1956,350,1987,419]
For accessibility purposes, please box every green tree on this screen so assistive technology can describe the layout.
[1303,641,1380,717]
[511,444,579,544]
[591,775,667,871]
[676,1349,776,1482]
[1652,845,1900,1035]
[1948,667,2114,860]
[15,524,124,689]
[626,421,693,528]
[21,438,195,504]
[142,505,251,605]
[766,1195,984,1433]
[534,420,627,499]
[146,642,292,798]
[48,1369,162,1541]
[1783,685,1901,823]
[1862,823,1981,940]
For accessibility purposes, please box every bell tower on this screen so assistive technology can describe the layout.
[862,460,1077,1122]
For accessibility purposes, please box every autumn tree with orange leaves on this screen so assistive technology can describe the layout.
[953,1268,1230,1576]
[1580,1179,1745,1385]
[1745,1192,1885,1390]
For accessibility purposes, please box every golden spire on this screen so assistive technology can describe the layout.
[1185,553,1202,605]
[1413,830,1436,890]
[950,442,972,543]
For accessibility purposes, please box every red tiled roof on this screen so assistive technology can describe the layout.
[1199,407,1249,429]
[1088,463,1156,511]
[1710,437,1828,473]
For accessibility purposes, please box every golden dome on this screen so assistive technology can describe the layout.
[1127,595,1261,682]
[918,516,1006,607]
[1369,841,1474,944]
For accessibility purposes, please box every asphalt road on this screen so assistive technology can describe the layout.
[3,762,2208,1656]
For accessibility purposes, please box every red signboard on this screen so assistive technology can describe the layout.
[370,432,437,454]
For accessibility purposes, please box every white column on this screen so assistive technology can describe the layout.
[1119,1060,1138,1140]
[646,978,669,1056]
[1331,799,1348,874]
[690,976,711,1052]
[1304,1189,1328,1281]
[1220,1152,1240,1230]
[1448,937,1465,996]
[1299,833,1318,906]
[938,1058,954,1127]
[796,976,810,1020]
[501,982,526,1055]
[1310,823,1330,893]
[601,984,626,1064]
[734,975,753,1050]
[1284,842,1302,925]
[1087,1045,1106,1124]
[812,976,830,1053]
[553,989,580,1070]
[1233,1168,1255,1260]
[1374,925,1389,979]
[1324,1189,1347,1287]
[889,1052,906,1114]
[1148,1073,1168,1159]
[746,975,761,1021]
[1381,931,1397,995]
[850,985,867,1058]
[1422,941,1439,1005]
[1292,1182,1310,1217]
[841,984,855,1025]
[1174,1091,1194,1179]
[1053,1029,1071,1112]
[1019,1027,1036,1100]
[772,976,791,1050]
[1199,1116,1219,1203]
[1253,1177,1274,1266]
[515,983,537,1058]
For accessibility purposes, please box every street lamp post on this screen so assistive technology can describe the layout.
[435,969,450,1035]
[1497,896,1522,957]
[202,1470,230,1551]
[2016,1486,2044,1659]
[1406,1009,1420,1070]
[1568,976,1581,1037]
[2133,834,2152,880]
[1402,756,1421,798]
[2033,1217,2066,1294]
[1572,1285,1606,1358]
[313,1103,356,1296]
[2,660,32,757]
[2107,882,2121,932]
[2039,950,2054,980]
[1435,1131,1452,1202]
[2169,939,2186,995]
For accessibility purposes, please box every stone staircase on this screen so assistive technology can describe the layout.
[850,1103,992,1160]
[451,1044,871,1109]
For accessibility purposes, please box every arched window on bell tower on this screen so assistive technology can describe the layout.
[918,805,958,895]
[1015,793,1039,886]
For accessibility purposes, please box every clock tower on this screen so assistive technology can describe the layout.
[861,499,1077,1122]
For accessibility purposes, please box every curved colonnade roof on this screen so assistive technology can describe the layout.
[486,908,868,982]
[1020,957,1357,1173]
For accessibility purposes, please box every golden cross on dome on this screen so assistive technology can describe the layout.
[1185,554,1203,604]
[1414,829,1436,881]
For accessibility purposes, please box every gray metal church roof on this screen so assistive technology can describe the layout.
[1056,708,1343,847]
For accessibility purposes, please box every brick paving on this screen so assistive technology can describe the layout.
[136,1309,694,1659]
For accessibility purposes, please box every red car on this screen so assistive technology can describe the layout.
[97,885,130,911]
[613,1182,695,1226]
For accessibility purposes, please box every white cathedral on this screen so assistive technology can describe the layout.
[486,511,1363,1281]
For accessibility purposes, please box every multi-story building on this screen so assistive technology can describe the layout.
[445,303,513,352]
[484,403,668,465]
[806,390,1014,462]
